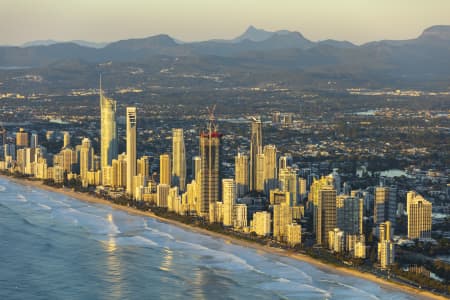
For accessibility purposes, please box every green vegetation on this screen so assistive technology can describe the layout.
[392,265,450,294]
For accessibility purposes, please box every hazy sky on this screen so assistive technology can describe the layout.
[2,0,450,45]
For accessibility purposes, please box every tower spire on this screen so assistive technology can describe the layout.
[206,105,217,133]
[99,73,103,98]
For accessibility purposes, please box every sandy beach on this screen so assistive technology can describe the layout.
[0,175,446,300]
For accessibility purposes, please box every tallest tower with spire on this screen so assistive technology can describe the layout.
[250,116,262,192]
[100,75,118,173]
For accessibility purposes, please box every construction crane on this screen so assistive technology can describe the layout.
[206,105,217,133]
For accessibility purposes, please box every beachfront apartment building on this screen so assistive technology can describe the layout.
[251,211,271,236]
[407,191,432,240]
[286,223,302,247]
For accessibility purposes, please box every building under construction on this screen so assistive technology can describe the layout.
[199,107,221,219]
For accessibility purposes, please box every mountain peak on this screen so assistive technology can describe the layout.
[419,25,450,40]
[234,26,275,42]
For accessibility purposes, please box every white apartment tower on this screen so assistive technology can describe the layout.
[172,128,186,192]
[126,107,137,196]
[222,179,236,227]
[407,191,432,240]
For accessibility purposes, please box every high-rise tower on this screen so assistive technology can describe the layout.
[30,133,38,149]
[234,152,249,197]
[263,144,277,194]
[15,128,29,148]
[250,117,262,191]
[0,127,6,146]
[100,77,118,171]
[311,177,336,247]
[222,179,236,227]
[374,186,397,229]
[126,107,137,196]
[199,106,221,218]
[336,195,363,235]
[192,156,201,181]
[172,128,186,192]
[407,191,432,240]
[79,138,93,187]
[63,131,71,149]
[160,154,171,186]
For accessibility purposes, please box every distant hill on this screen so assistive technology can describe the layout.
[22,40,107,48]
[2,25,450,89]
[22,40,60,47]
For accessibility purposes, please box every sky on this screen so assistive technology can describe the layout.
[2,0,450,45]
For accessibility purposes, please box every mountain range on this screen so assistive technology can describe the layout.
[1,25,450,89]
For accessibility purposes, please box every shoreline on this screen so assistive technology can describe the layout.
[0,175,446,300]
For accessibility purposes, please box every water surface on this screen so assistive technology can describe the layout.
[0,178,421,299]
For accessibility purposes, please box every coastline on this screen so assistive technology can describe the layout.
[0,175,445,300]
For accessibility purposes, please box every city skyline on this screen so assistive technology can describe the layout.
[2,1,450,45]
[0,1,448,295]
[0,83,444,295]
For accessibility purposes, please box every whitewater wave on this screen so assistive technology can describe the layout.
[174,240,264,274]
[271,260,313,283]
[320,279,380,300]
[259,280,332,299]
[143,221,175,240]
[45,196,71,208]
[16,194,27,202]
[37,203,52,210]
[53,208,121,235]
[115,236,159,247]
[0,185,6,192]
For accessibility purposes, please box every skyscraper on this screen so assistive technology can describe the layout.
[379,221,392,241]
[199,123,221,218]
[234,152,249,197]
[407,191,432,240]
[222,179,236,227]
[15,128,28,148]
[137,156,150,178]
[255,153,265,192]
[311,177,336,247]
[336,195,363,235]
[374,186,397,229]
[251,211,271,236]
[112,153,127,188]
[273,202,292,242]
[233,204,247,229]
[378,240,395,269]
[159,154,171,186]
[249,117,262,191]
[378,220,395,269]
[279,167,298,205]
[172,128,186,192]
[263,144,277,194]
[63,131,70,148]
[278,155,289,170]
[0,127,6,146]
[100,78,118,171]
[126,107,137,196]
[192,156,201,182]
[79,137,93,186]
[30,133,38,149]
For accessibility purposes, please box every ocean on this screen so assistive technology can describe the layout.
[0,177,420,299]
